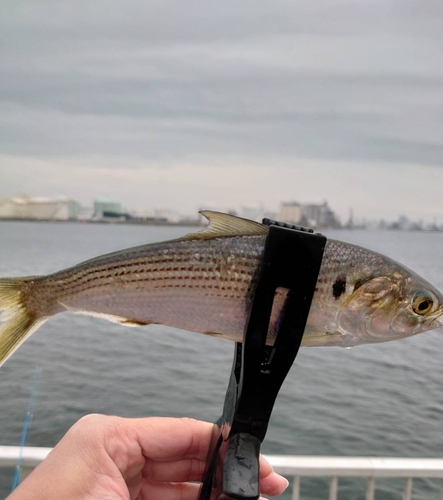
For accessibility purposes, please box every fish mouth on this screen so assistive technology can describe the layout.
[429,308,443,329]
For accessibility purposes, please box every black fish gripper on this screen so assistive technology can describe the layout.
[198,220,327,500]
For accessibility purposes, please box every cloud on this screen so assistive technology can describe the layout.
[1,0,442,220]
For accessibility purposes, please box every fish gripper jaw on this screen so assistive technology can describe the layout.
[199,220,327,500]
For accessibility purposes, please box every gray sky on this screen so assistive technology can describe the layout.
[1,0,443,222]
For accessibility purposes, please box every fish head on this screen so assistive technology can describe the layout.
[337,268,443,345]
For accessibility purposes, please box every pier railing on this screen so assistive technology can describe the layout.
[267,455,443,500]
[1,446,443,499]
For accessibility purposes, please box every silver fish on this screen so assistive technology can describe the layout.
[0,211,442,366]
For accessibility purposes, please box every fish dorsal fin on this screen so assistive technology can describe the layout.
[184,211,269,240]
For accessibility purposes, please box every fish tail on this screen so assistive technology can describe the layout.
[0,277,47,367]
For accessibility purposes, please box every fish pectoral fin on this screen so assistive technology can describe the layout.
[58,301,151,328]
[184,211,269,240]
[118,319,152,327]
[301,332,344,347]
[204,330,223,337]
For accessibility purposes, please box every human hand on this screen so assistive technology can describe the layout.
[7,414,289,499]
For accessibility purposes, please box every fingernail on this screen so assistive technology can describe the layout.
[274,474,289,491]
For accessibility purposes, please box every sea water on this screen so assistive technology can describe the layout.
[0,222,442,500]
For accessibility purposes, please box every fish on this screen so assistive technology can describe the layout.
[0,211,442,367]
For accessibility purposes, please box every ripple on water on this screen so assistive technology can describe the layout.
[1,224,443,499]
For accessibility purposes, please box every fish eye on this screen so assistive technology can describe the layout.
[412,291,438,315]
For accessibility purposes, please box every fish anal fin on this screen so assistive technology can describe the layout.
[59,301,152,328]
[184,211,269,241]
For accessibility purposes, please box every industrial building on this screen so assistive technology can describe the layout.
[278,201,340,228]
[0,196,80,220]
[93,198,122,218]
[278,202,303,225]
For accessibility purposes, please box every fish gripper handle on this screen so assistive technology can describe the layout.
[199,221,327,500]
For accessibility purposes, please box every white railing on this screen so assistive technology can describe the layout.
[0,446,52,484]
[1,446,443,499]
[266,455,443,500]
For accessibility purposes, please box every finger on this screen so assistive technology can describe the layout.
[259,455,274,478]
[111,416,289,496]
[142,456,206,482]
[140,455,288,496]
[126,470,142,500]
[139,479,201,500]
[121,417,214,463]
[139,480,264,500]
[259,456,289,497]
[260,472,289,497]
[138,445,288,490]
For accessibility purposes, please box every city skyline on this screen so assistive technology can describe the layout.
[1,192,442,231]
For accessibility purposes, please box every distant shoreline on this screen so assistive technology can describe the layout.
[0,217,203,227]
[0,217,442,232]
